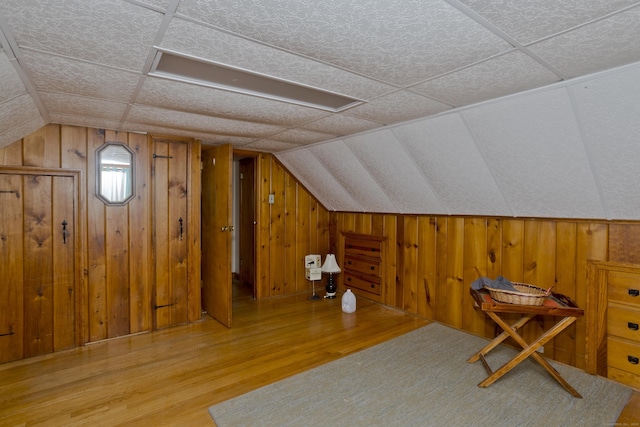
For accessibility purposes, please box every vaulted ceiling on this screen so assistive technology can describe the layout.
[2,1,640,219]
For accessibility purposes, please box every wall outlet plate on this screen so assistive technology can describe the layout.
[268,194,275,204]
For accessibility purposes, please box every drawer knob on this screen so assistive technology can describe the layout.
[370,284,375,288]
[628,322,639,331]
[629,288,640,297]
[628,355,639,365]
[370,266,375,270]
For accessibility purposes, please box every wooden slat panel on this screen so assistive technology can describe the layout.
[187,140,201,323]
[269,159,286,296]
[23,175,54,357]
[256,154,271,300]
[284,173,297,294]
[462,217,487,335]
[296,187,311,295]
[153,140,171,329]
[554,221,578,364]
[23,125,60,168]
[168,141,188,326]
[105,204,130,337]
[52,176,75,351]
[416,216,435,319]
[0,174,24,362]
[86,129,107,341]
[0,140,23,165]
[128,133,150,332]
[401,216,418,313]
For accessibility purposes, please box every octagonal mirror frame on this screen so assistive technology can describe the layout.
[96,142,135,205]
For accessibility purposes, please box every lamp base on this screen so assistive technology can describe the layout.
[309,294,322,300]
[325,274,337,299]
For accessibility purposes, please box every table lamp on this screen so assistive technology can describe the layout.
[321,254,341,299]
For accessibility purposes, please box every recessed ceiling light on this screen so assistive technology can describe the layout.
[148,49,363,112]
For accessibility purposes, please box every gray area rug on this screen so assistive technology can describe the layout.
[209,322,632,427]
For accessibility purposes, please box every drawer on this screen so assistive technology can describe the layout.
[608,271,640,306]
[345,238,382,258]
[608,336,640,377]
[344,255,381,277]
[344,272,381,296]
[608,304,640,341]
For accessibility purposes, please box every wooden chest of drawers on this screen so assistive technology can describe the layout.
[342,233,385,303]
[607,271,640,388]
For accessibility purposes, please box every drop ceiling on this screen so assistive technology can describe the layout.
[1,1,640,219]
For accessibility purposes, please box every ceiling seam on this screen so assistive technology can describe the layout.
[565,85,611,220]
[306,144,366,213]
[0,13,50,123]
[121,0,182,131]
[390,127,450,216]
[457,112,517,218]
[444,0,568,81]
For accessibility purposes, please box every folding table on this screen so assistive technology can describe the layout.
[468,288,584,398]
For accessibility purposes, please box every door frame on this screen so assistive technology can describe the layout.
[0,166,85,347]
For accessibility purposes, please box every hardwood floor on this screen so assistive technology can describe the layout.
[1,282,638,426]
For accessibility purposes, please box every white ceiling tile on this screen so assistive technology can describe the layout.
[21,51,140,103]
[344,130,446,214]
[460,0,640,44]
[268,128,337,145]
[0,51,26,103]
[121,121,257,146]
[137,77,329,126]
[0,93,42,133]
[570,63,640,219]
[276,149,362,211]
[40,93,127,121]
[392,113,511,216]
[462,88,605,218]
[243,139,300,152]
[49,114,122,132]
[127,105,286,137]
[160,18,394,101]
[345,91,451,125]
[177,0,512,86]
[410,51,560,106]
[527,7,640,78]
[308,141,397,213]
[0,116,46,149]
[302,114,383,136]
[0,0,162,71]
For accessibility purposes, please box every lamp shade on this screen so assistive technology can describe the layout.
[321,254,341,274]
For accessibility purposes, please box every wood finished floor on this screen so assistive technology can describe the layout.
[0,282,638,426]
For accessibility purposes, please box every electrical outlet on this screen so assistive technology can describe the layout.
[268,194,275,204]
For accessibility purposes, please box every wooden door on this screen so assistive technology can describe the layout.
[0,170,78,363]
[239,157,255,290]
[202,144,233,327]
[152,139,189,329]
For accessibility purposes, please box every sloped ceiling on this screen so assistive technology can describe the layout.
[1,1,640,219]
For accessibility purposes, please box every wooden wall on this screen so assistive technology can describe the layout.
[255,154,331,299]
[0,124,201,344]
[331,212,640,370]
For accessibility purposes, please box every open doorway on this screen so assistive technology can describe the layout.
[233,155,256,300]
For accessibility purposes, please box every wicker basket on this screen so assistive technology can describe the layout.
[485,282,547,306]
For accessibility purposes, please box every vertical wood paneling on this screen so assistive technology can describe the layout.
[256,154,271,300]
[463,218,487,335]
[23,175,54,357]
[168,141,188,326]
[284,174,297,294]
[23,125,60,168]
[52,176,75,351]
[0,174,24,362]
[0,140,23,165]
[86,129,107,341]
[270,160,286,296]
[554,221,577,363]
[187,141,201,323]
[416,216,435,318]
[330,212,614,371]
[296,189,311,294]
[128,133,150,333]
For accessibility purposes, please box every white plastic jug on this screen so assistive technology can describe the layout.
[341,289,356,313]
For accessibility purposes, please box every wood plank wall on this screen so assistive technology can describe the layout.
[331,212,640,370]
[256,154,330,299]
[0,124,201,344]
